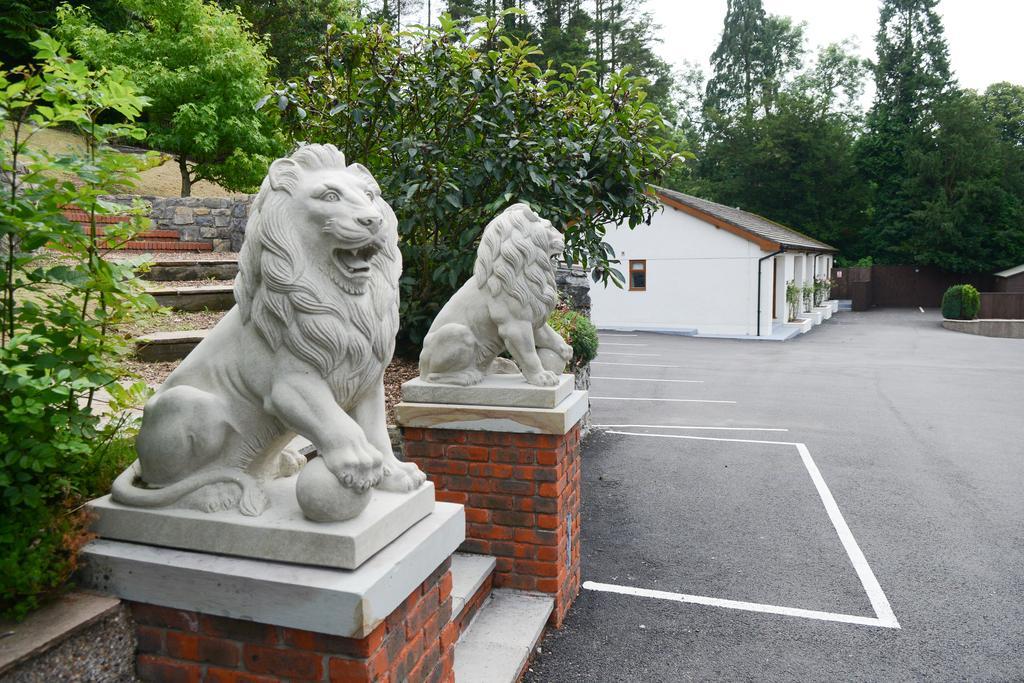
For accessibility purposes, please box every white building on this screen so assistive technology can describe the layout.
[590,187,838,338]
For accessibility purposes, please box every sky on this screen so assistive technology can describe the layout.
[645,0,1024,95]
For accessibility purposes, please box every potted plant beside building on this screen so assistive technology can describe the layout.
[785,281,801,322]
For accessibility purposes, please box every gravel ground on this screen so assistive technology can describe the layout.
[385,356,419,423]
[5,605,136,683]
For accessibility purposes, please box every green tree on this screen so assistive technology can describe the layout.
[981,82,1024,148]
[855,0,954,261]
[592,0,673,106]
[215,0,353,80]
[695,11,867,253]
[902,91,1024,271]
[269,13,683,348]
[56,0,285,196]
[1,34,155,618]
[0,0,127,68]
[704,0,804,121]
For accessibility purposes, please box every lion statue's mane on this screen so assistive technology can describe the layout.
[472,203,560,324]
[234,145,401,396]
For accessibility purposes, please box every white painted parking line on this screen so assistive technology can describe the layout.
[592,431,900,630]
[592,362,680,368]
[599,343,649,347]
[600,333,638,337]
[592,397,736,404]
[582,582,894,628]
[607,430,790,445]
[596,424,787,432]
[596,352,661,357]
[592,376,703,384]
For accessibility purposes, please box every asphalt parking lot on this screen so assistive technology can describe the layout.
[525,308,1024,681]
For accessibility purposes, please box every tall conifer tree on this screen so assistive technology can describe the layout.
[856,0,954,261]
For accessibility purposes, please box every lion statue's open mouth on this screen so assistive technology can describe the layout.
[331,242,382,295]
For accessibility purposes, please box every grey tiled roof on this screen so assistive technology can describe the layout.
[654,186,837,253]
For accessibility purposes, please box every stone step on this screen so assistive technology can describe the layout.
[454,589,553,683]
[149,285,235,311]
[134,329,209,362]
[143,259,239,282]
[450,553,495,633]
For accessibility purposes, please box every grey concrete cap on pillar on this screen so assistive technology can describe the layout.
[79,502,465,639]
[88,477,435,570]
[401,374,573,409]
[396,389,589,435]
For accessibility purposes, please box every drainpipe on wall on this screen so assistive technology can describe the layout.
[757,247,785,337]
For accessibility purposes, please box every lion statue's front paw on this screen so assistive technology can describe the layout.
[378,459,427,493]
[320,437,385,492]
[558,340,573,362]
[526,369,560,387]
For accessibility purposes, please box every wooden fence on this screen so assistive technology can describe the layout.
[831,265,996,312]
[980,293,1024,319]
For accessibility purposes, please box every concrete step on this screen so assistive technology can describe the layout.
[454,589,552,683]
[149,285,235,311]
[144,259,239,282]
[134,329,209,362]
[450,554,495,631]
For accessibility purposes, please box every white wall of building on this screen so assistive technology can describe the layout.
[590,205,779,336]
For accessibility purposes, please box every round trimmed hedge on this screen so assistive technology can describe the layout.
[941,284,981,320]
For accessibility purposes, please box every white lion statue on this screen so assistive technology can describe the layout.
[112,144,426,522]
[419,203,573,387]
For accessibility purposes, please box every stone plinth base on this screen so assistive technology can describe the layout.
[81,503,464,682]
[81,503,463,639]
[88,478,435,570]
[398,393,583,628]
[401,374,574,409]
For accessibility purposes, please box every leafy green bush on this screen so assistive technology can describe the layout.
[941,284,981,320]
[268,11,684,349]
[548,305,599,369]
[1,35,156,619]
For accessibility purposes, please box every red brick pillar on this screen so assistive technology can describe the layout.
[401,422,583,627]
[128,559,455,683]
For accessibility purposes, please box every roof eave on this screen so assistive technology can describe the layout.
[653,190,837,254]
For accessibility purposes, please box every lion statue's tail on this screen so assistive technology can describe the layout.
[110,460,268,517]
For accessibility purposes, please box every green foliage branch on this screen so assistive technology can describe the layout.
[0,35,155,618]
[268,11,684,349]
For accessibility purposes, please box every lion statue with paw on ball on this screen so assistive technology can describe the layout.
[419,203,573,387]
[112,144,426,522]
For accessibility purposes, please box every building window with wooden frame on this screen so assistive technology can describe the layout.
[629,259,647,291]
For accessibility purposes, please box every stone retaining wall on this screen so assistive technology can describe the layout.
[942,318,1024,339]
[104,194,253,252]
[555,264,591,317]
